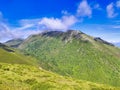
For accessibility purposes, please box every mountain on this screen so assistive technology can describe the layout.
[17,30,120,87]
[1,43,119,90]
[4,38,24,48]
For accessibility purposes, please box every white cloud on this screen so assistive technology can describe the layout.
[11,29,41,39]
[0,12,14,42]
[62,15,77,26]
[0,13,42,42]
[0,22,41,42]
[0,23,15,42]
[116,0,120,8]
[106,3,118,18]
[39,15,77,30]
[39,18,66,30]
[77,0,92,18]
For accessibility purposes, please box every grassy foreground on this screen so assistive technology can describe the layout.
[0,45,37,65]
[0,62,119,90]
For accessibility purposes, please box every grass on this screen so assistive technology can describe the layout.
[0,45,37,65]
[0,62,119,90]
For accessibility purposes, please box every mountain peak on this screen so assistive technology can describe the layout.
[39,30,83,43]
[67,30,82,34]
[41,30,64,37]
[40,30,82,38]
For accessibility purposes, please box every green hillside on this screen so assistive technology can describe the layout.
[0,62,119,90]
[0,43,36,65]
[1,41,119,90]
[18,30,120,87]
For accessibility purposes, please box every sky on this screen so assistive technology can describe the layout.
[0,0,120,43]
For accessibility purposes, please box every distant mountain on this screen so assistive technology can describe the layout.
[17,30,120,87]
[5,38,24,48]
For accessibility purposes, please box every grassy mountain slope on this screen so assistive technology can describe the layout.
[18,30,120,87]
[0,43,36,65]
[1,41,119,90]
[0,62,119,90]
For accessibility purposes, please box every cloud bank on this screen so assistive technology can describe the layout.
[39,15,77,30]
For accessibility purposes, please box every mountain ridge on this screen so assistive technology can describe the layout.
[4,30,115,48]
[14,30,120,87]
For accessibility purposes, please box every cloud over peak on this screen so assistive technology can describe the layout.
[39,15,77,30]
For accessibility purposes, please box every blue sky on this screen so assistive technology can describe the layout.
[0,0,120,43]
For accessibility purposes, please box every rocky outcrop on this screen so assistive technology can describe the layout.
[41,31,64,37]
[94,37,114,46]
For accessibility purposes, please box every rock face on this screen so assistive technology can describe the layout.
[39,30,83,43]
[94,37,114,46]
[62,30,83,43]
[65,30,83,39]
[40,30,83,37]
[41,31,64,37]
